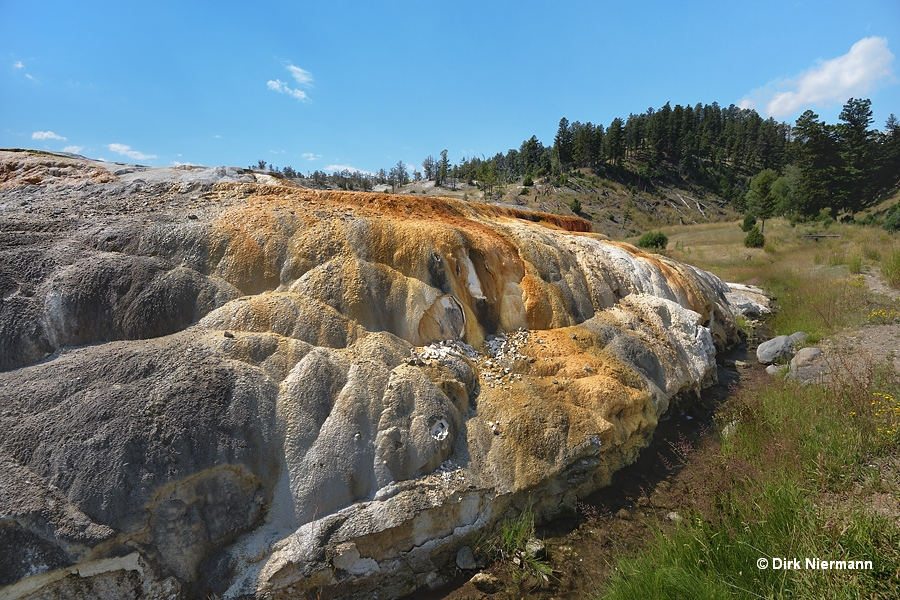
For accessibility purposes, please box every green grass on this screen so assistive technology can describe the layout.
[474,506,552,587]
[602,375,900,600]
[765,270,869,343]
[599,219,900,600]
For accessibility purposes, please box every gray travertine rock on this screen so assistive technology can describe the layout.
[725,282,771,319]
[0,151,747,599]
[789,346,828,384]
[756,335,794,365]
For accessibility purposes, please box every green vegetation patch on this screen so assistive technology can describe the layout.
[636,231,668,250]
[601,374,900,600]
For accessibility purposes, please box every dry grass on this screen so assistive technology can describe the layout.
[601,219,900,600]
[660,219,900,340]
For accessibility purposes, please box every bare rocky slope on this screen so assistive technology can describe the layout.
[0,150,744,599]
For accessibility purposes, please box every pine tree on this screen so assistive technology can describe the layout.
[554,117,574,172]
[837,98,877,213]
[746,169,778,232]
[605,118,625,166]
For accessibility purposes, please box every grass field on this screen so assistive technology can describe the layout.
[602,219,900,599]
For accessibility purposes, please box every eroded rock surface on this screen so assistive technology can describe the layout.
[0,150,742,599]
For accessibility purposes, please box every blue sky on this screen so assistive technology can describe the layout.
[3,0,899,175]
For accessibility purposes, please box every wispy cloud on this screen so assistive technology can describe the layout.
[740,37,895,119]
[15,60,38,82]
[107,143,156,161]
[32,131,66,141]
[267,63,313,103]
[62,145,83,154]
[267,79,308,101]
[287,65,313,86]
[325,164,373,175]
[302,152,321,161]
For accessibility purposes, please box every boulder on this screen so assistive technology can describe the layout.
[725,283,772,319]
[766,364,788,376]
[456,546,477,570]
[790,331,808,345]
[470,572,502,593]
[757,335,794,364]
[789,347,828,384]
[525,538,547,560]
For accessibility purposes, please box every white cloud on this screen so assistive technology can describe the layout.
[267,63,313,103]
[32,131,66,141]
[14,61,24,69]
[325,164,374,175]
[107,143,156,161]
[287,64,313,86]
[302,152,321,161]
[267,79,308,101]
[741,37,895,119]
[62,145,83,154]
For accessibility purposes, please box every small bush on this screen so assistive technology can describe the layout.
[740,213,757,232]
[569,198,582,213]
[847,253,863,274]
[523,173,534,187]
[744,226,765,248]
[637,231,668,250]
[883,209,900,232]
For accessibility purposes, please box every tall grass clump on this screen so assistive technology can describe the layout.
[475,506,552,586]
[881,249,900,288]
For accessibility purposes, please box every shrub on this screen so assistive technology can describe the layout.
[637,231,668,250]
[744,226,765,248]
[523,173,534,187]
[740,213,757,232]
[883,208,900,233]
[569,198,582,213]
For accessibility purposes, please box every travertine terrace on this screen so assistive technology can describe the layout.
[0,150,740,598]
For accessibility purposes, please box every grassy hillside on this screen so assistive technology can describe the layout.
[371,167,740,239]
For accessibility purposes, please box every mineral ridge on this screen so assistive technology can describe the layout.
[0,150,740,599]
